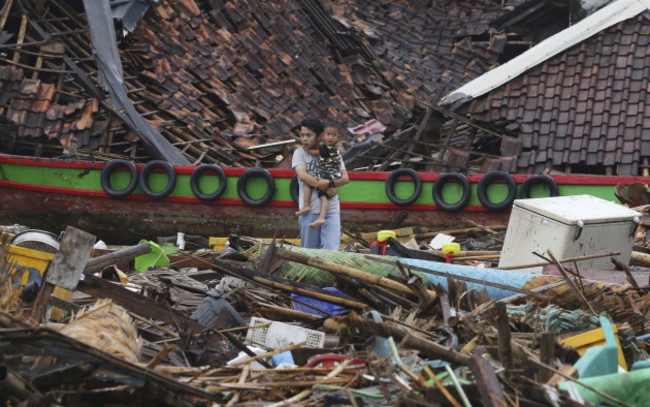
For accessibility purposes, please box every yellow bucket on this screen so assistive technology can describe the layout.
[6,245,72,320]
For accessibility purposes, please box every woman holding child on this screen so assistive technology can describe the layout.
[292,119,349,250]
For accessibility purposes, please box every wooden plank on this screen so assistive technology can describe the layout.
[30,226,95,323]
[467,355,506,407]
[46,226,95,290]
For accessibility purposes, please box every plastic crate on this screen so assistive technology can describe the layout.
[291,287,349,317]
[245,317,325,349]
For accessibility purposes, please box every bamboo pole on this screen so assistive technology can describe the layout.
[0,0,14,32]
[415,225,507,239]
[253,304,322,322]
[630,251,650,266]
[547,250,595,314]
[266,360,351,407]
[229,342,306,367]
[456,255,501,262]
[211,259,368,309]
[274,247,437,301]
[85,243,152,275]
[332,314,470,365]
[248,277,366,309]
[426,250,500,257]
[498,251,620,270]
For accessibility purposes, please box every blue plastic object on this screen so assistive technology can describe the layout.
[271,351,295,367]
[291,287,349,317]
[572,315,620,379]
[366,310,403,367]
[399,257,538,298]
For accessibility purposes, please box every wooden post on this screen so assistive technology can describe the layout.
[337,314,470,365]
[84,243,152,275]
[0,0,14,33]
[495,302,512,370]
[540,332,555,383]
[12,14,27,64]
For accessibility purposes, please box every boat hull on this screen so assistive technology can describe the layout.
[0,154,645,244]
[0,184,512,243]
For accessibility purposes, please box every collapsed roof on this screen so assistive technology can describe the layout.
[0,0,529,167]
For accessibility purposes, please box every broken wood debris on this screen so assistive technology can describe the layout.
[1,219,650,406]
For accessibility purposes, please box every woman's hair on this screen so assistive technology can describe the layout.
[300,118,324,135]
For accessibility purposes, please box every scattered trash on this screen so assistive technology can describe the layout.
[1,214,649,406]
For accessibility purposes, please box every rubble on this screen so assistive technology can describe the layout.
[0,0,541,169]
[1,217,650,406]
[1,0,650,404]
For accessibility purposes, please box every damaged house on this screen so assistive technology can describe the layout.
[438,0,650,177]
[0,0,539,167]
[0,0,642,239]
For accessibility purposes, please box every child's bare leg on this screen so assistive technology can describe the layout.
[308,195,328,229]
[295,184,312,215]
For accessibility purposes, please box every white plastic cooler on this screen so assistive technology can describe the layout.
[498,195,640,273]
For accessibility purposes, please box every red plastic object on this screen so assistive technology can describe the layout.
[370,241,388,255]
[304,353,366,370]
[444,252,454,263]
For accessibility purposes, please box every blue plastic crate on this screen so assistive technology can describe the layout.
[291,287,349,317]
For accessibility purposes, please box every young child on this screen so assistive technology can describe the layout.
[295,122,343,229]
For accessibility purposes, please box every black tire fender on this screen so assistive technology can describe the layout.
[237,168,275,207]
[477,170,517,211]
[289,175,299,205]
[100,159,138,199]
[385,168,422,206]
[138,160,177,200]
[519,174,559,199]
[432,172,471,212]
[190,164,227,201]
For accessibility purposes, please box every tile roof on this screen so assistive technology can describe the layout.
[330,0,524,103]
[452,12,650,176]
[2,66,107,149]
[0,0,528,167]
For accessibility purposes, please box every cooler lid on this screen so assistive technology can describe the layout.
[513,195,641,225]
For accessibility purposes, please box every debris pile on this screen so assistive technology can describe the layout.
[2,220,650,406]
[0,0,532,168]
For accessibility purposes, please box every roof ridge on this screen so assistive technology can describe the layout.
[440,0,650,106]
